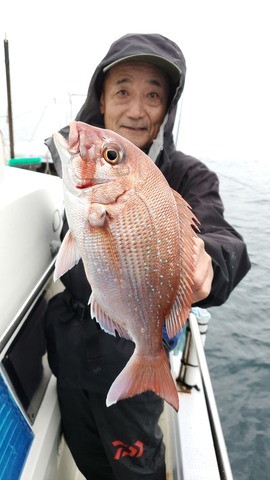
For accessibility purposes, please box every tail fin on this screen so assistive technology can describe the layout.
[106,349,179,412]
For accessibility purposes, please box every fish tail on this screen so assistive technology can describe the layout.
[106,349,179,412]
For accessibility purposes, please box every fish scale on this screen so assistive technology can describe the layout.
[53,121,199,411]
[110,197,170,339]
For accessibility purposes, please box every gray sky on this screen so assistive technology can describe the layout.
[1,0,269,163]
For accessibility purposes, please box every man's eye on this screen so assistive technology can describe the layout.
[147,92,160,103]
[117,89,128,97]
[146,92,162,106]
[148,92,159,99]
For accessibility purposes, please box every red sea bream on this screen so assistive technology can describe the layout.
[53,121,198,411]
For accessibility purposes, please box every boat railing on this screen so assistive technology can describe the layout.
[0,256,57,354]
[178,310,234,480]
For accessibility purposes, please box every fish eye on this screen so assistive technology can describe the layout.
[102,142,125,165]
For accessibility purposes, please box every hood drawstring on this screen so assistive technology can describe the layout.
[148,114,168,163]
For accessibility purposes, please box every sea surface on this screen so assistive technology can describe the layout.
[201,154,270,480]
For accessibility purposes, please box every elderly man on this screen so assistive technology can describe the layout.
[45,33,250,480]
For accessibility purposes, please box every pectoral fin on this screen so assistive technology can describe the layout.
[54,229,81,281]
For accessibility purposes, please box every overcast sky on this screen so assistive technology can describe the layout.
[1,0,269,164]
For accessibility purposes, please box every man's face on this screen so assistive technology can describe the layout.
[100,61,169,150]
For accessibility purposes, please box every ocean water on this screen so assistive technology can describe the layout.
[202,155,270,480]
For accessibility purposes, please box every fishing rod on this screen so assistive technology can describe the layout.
[4,35,15,159]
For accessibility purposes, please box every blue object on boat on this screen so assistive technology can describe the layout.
[163,307,211,353]
[0,373,34,480]
[162,324,185,350]
[191,307,211,323]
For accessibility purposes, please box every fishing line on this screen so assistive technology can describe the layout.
[217,171,267,196]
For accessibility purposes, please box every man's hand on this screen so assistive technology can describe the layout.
[192,236,214,304]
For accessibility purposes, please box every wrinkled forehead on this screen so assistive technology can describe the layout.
[104,60,170,90]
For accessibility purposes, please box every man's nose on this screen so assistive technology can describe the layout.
[127,99,145,118]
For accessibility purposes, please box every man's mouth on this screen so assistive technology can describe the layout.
[122,125,147,132]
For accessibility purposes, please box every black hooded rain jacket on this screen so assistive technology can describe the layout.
[45,33,251,390]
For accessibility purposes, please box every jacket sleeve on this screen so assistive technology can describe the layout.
[166,153,251,307]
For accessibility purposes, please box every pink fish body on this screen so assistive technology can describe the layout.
[53,121,198,412]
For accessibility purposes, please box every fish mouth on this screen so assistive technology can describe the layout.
[75,178,110,189]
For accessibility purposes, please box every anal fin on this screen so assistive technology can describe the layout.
[90,294,131,340]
